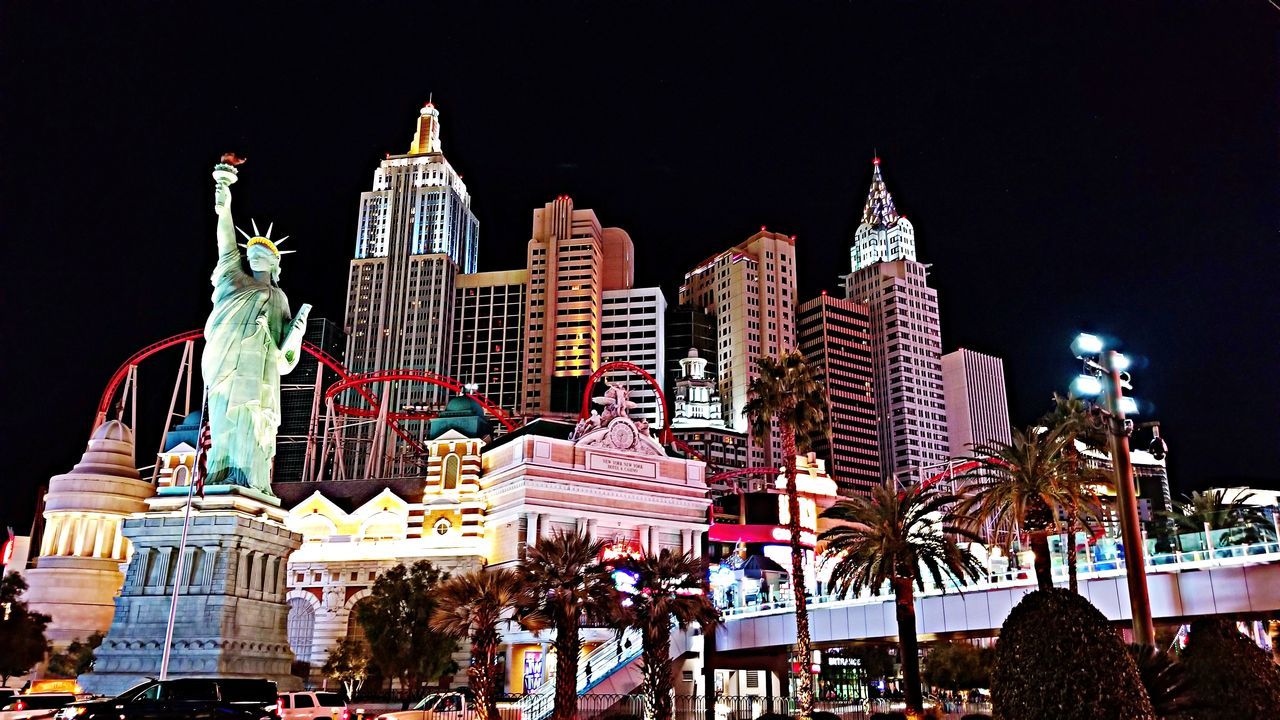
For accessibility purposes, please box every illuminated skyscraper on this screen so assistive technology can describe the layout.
[342,102,479,476]
[843,159,949,486]
[680,230,797,467]
[522,196,635,416]
[452,270,529,419]
[797,293,879,496]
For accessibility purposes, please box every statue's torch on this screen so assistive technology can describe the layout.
[212,153,245,209]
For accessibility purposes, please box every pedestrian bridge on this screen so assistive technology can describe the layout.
[717,544,1280,652]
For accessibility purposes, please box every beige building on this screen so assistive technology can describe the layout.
[523,196,635,417]
[680,230,798,466]
[24,421,154,648]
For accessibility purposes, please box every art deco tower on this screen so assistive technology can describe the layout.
[843,158,949,486]
[521,196,636,417]
[343,102,479,476]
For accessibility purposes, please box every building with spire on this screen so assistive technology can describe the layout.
[669,348,748,482]
[843,159,949,486]
[342,102,480,476]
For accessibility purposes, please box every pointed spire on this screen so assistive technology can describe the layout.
[409,97,443,155]
[861,156,900,228]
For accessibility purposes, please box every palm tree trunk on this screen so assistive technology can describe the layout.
[641,623,674,720]
[552,620,580,720]
[1029,531,1053,591]
[782,427,815,720]
[471,633,499,720]
[892,577,923,715]
[1066,515,1079,594]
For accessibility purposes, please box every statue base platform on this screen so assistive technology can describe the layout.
[80,486,303,696]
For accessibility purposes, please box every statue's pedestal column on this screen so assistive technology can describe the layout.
[80,486,303,696]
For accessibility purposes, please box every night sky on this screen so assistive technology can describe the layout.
[2,2,1277,532]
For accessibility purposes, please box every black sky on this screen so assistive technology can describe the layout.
[2,2,1277,532]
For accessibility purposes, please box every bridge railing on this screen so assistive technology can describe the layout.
[719,535,1280,619]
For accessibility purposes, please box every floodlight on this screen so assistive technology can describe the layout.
[1072,333,1105,358]
[1118,396,1139,415]
[1071,374,1103,396]
[1112,352,1132,371]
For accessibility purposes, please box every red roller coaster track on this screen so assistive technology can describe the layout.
[578,361,672,444]
[94,330,517,462]
[323,370,517,432]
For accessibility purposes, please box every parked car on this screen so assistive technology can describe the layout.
[56,678,277,720]
[373,690,519,720]
[277,691,349,720]
[1,693,78,720]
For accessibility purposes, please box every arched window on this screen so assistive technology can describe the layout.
[173,465,190,488]
[442,454,461,491]
[287,597,315,664]
[347,597,373,644]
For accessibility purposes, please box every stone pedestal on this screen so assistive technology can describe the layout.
[80,486,303,696]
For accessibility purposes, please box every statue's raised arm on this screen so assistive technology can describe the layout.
[201,154,308,496]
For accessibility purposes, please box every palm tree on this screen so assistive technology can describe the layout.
[957,423,1111,591]
[1040,394,1111,592]
[1162,489,1275,548]
[431,568,534,720]
[515,530,615,720]
[743,350,827,719]
[819,480,984,716]
[611,549,720,720]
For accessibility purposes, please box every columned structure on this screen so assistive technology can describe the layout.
[24,421,155,649]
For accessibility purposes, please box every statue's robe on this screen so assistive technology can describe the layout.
[200,245,292,494]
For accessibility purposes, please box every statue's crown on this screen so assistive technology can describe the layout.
[236,219,294,257]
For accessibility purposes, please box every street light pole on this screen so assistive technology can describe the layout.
[1100,350,1156,646]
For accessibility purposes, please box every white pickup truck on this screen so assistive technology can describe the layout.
[373,691,522,720]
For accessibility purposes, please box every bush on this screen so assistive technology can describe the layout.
[991,589,1154,720]
[1180,618,1280,720]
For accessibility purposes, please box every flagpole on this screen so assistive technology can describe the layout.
[159,394,207,680]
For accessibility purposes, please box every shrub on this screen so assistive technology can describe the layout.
[991,589,1154,719]
[1180,618,1280,720]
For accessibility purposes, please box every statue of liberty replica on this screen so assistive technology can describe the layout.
[206,154,310,494]
[81,156,305,694]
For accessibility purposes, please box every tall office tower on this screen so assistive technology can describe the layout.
[665,304,718,400]
[600,288,667,426]
[941,348,1012,457]
[522,196,634,416]
[680,230,797,467]
[276,318,345,483]
[843,159,949,486]
[670,348,748,479]
[452,270,529,421]
[796,293,880,496]
[343,102,479,476]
